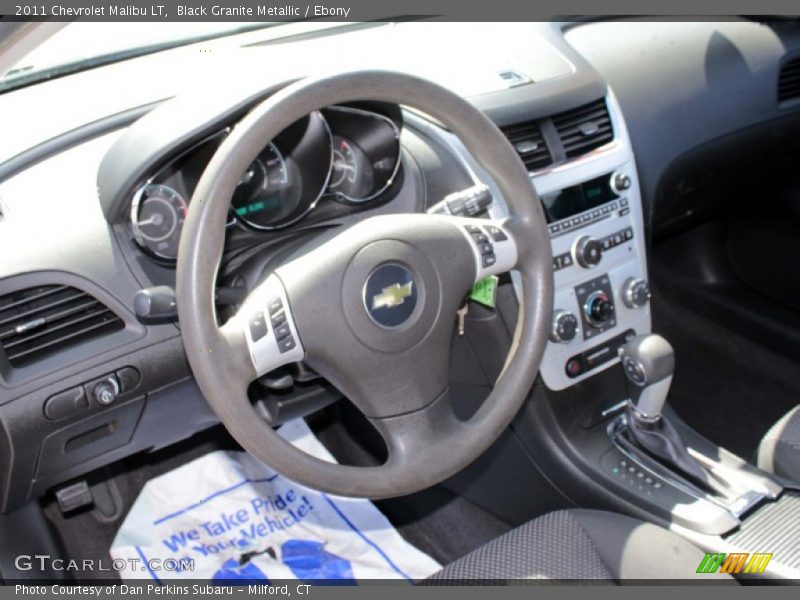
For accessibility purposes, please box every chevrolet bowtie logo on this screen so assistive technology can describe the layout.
[372,281,414,310]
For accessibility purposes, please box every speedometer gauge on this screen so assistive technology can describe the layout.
[231,142,302,229]
[130,183,188,261]
[230,112,332,230]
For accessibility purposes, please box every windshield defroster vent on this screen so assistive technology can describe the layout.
[0,285,124,368]
[552,99,614,159]
[779,56,800,103]
[501,122,553,170]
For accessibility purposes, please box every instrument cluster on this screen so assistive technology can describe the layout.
[129,105,402,262]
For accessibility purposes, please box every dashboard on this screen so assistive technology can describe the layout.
[129,106,402,262]
[1,20,800,514]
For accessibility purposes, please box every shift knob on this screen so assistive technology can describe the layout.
[620,334,674,420]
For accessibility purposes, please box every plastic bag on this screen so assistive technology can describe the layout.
[110,419,441,583]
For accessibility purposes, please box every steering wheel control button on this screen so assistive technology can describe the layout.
[116,366,141,393]
[248,312,268,342]
[456,219,517,280]
[267,297,283,316]
[573,235,604,268]
[238,277,305,376]
[470,231,489,244]
[44,387,89,420]
[91,376,120,406]
[484,225,508,242]
[270,311,287,327]
[364,263,418,328]
[278,336,297,353]
[550,310,579,343]
[274,321,291,341]
[574,274,617,339]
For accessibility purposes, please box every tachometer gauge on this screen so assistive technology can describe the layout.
[330,137,359,190]
[322,107,401,204]
[328,135,374,201]
[130,183,188,261]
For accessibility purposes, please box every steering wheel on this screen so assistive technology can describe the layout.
[176,71,553,498]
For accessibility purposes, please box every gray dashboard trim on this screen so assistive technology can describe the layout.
[469,23,607,127]
[0,99,165,184]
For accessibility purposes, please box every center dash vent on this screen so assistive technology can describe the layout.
[0,285,124,368]
[552,99,614,159]
[500,121,553,171]
[779,56,800,103]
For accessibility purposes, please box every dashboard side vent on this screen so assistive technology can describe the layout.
[500,121,553,171]
[552,98,614,159]
[0,285,124,368]
[779,56,800,103]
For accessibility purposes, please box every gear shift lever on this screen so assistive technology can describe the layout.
[621,334,674,420]
[619,334,722,493]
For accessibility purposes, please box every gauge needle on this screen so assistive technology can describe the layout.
[334,161,356,172]
[138,215,164,227]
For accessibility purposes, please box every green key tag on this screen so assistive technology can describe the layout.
[469,275,499,308]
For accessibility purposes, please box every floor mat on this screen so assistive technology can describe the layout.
[109,419,441,582]
[41,426,238,581]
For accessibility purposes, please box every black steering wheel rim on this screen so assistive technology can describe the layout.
[176,70,553,498]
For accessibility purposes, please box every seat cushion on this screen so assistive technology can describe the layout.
[758,405,800,483]
[426,509,733,583]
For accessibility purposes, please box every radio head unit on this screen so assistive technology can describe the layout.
[540,172,624,223]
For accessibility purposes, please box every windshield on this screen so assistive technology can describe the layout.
[0,22,279,93]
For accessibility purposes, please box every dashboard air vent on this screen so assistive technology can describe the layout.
[552,99,614,159]
[779,56,800,103]
[500,121,552,171]
[0,285,124,368]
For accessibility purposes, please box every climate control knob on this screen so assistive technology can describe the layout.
[573,236,603,268]
[584,291,614,328]
[550,310,579,343]
[622,277,651,309]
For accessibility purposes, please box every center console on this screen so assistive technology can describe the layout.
[523,93,651,391]
[414,90,651,391]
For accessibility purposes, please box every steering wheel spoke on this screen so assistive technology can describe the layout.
[445,216,519,281]
[368,389,462,470]
[222,274,305,379]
